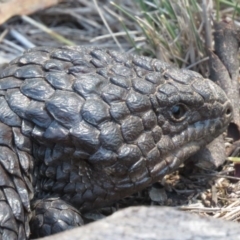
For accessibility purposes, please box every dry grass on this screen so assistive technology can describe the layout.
[0,0,240,224]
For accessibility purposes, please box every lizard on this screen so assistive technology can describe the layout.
[0,45,233,239]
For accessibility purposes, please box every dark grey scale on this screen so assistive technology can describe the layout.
[200,105,221,122]
[132,77,156,95]
[74,184,88,200]
[5,89,30,118]
[159,120,172,135]
[16,149,33,175]
[99,122,123,152]
[101,83,128,104]
[50,47,87,62]
[134,66,150,78]
[90,50,112,67]
[68,64,95,75]
[73,149,90,159]
[126,90,152,114]
[151,126,162,143]
[105,160,130,178]
[14,65,44,79]
[152,58,172,72]
[17,224,26,240]
[107,49,132,64]
[51,144,74,164]
[96,68,109,79]
[73,73,108,99]
[110,64,134,78]
[18,51,50,65]
[89,147,118,166]
[90,55,108,68]
[204,102,223,119]
[137,132,156,157]
[41,178,55,192]
[44,59,73,71]
[56,162,72,181]
[0,122,13,148]
[0,97,21,127]
[117,144,142,170]
[170,80,195,94]
[61,145,75,156]
[39,163,48,177]
[124,58,134,69]
[32,125,48,144]
[132,55,155,71]
[110,102,131,123]
[20,78,55,101]
[46,90,84,128]
[90,49,113,65]
[63,182,76,194]
[45,72,74,90]
[110,75,131,89]
[121,115,144,143]
[0,77,22,89]
[45,165,57,178]
[81,189,97,204]
[62,162,72,173]
[0,188,6,200]
[0,162,15,187]
[25,101,53,128]
[155,85,180,107]
[12,127,32,152]
[164,67,195,84]
[0,64,19,78]
[71,57,94,68]
[4,187,24,221]
[22,174,34,196]
[181,92,204,109]
[145,72,165,85]
[13,176,31,213]
[43,121,69,142]
[69,170,82,184]
[142,110,157,130]
[70,121,100,153]
[0,201,18,237]
[192,79,218,104]
[128,158,151,185]
[21,120,33,137]
[157,135,175,155]
[146,147,161,171]
[0,146,22,177]
[211,81,230,105]
[157,82,178,96]
[81,98,110,127]
[44,147,55,166]
[91,184,108,200]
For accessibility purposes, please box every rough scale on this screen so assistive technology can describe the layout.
[0,46,233,239]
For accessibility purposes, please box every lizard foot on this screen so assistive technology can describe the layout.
[30,198,84,238]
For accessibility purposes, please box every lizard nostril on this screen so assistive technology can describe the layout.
[225,104,232,118]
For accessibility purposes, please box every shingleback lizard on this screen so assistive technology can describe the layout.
[0,46,233,239]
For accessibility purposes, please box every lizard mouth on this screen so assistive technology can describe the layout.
[150,106,232,180]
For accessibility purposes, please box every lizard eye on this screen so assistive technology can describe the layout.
[170,104,188,121]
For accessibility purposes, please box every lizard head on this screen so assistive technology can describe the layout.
[149,67,233,179]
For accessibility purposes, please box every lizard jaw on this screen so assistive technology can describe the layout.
[150,114,231,181]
